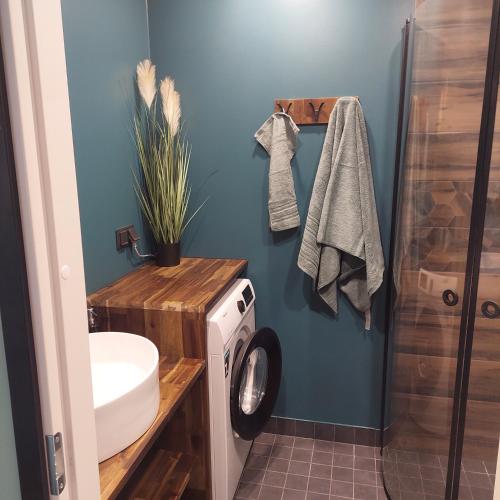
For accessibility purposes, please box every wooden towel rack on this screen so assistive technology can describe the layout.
[274,97,358,125]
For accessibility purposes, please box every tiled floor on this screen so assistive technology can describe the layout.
[383,448,496,500]
[235,432,387,499]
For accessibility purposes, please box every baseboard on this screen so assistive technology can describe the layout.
[264,416,381,447]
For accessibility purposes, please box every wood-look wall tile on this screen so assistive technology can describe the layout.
[406,181,473,229]
[397,269,464,316]
[405,132,500,182]
[394,313,500,361]
[413,23,489,83]
[415,0,493,27]
[408,81,490,134]
[400,227,470,272]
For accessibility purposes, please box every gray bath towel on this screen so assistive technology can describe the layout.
[297,97,384,329]
[255,112,300,231]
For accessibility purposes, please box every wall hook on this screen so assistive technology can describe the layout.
[309,101,325,121]
[278,102,292,114]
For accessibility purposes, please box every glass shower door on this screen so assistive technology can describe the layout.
[383,0,493,498]
[458,80,500,499]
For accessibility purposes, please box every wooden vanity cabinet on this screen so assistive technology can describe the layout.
[87,258,247,500]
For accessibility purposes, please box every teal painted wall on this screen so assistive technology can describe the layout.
[147,0,412,427]
[63,0,412,427]
[61,0,150,293]
[0,313,22,500]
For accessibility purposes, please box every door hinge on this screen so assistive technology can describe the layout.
[45,432,66,495]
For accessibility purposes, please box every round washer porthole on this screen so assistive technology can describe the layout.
[230,327,281,440]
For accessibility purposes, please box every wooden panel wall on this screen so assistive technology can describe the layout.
[389,0,500,463]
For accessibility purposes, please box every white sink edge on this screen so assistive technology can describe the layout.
[89,331,159,410]
[89,331,161,462]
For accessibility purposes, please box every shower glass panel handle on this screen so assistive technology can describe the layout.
[481,301,500,319]
[442,290,459,307]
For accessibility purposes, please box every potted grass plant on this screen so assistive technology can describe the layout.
[133,59,204,267]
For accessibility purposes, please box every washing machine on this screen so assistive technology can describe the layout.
[207,279,282,500]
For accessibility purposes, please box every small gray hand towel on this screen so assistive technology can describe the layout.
[297,97,384,329]
[255,112,300,231]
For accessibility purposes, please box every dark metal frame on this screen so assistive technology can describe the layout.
[380,17,413,450]
[0,39,49,499]
[446,0,500,496]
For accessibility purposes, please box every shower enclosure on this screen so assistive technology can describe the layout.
[382,0,500,499]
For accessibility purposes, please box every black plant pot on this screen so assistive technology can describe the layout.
[156,242,181,267]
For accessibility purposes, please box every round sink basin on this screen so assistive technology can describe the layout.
[89,332,160,462]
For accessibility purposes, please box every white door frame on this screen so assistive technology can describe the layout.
[0,1,100,498]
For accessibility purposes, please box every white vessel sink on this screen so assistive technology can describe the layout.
[89,332,160,462]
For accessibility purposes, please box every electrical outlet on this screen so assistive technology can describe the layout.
[115,225,139,250]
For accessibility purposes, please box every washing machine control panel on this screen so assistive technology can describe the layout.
[207,279,256,347]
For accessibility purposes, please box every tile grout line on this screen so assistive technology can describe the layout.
[257,432,276,500]
[279,435,295,500]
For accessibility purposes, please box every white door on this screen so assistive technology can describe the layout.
[0,1,100,498]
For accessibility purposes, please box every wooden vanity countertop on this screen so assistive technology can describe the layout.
[87,257,248,313]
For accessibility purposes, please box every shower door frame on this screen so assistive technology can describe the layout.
[445,0,500,496]
[382,0,500,498]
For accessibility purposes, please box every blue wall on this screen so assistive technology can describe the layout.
[61,0,150,293]
[0,313,21,500]
[148,0,412,427]
[63,0,412,427]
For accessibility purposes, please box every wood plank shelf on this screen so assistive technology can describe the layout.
[99,357,205,500]
[119,450,193,500]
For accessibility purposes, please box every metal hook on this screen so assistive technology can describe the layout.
[309,101,325,121]
[278,102,292,115]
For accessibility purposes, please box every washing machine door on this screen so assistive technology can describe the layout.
[230,327,281,440]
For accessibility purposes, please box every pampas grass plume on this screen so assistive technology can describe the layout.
[160,77,181,136]
[136,59,156,109]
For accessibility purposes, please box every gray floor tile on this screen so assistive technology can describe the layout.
[334,443,354,456]
[334,454,354,469]
[268,457,290,473]
[264,470,287,488]
[294,437,314,450]
[237,434,387,500]
[259,485,283,500]
[273,445,293,460]
[285,474,309,491]
[256,432,277,445]
[314,440,334,453]
[241,468,266,484]
[236,481,261,499]
[307,476,330,495]
[312,451,333,466]
[292,448,313,462]
[354,483,378,499]
[310,463,332,479]
[283,489,307,500]
[289,460,311,476]
[353,469,377,486]
[331,479,353,497]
